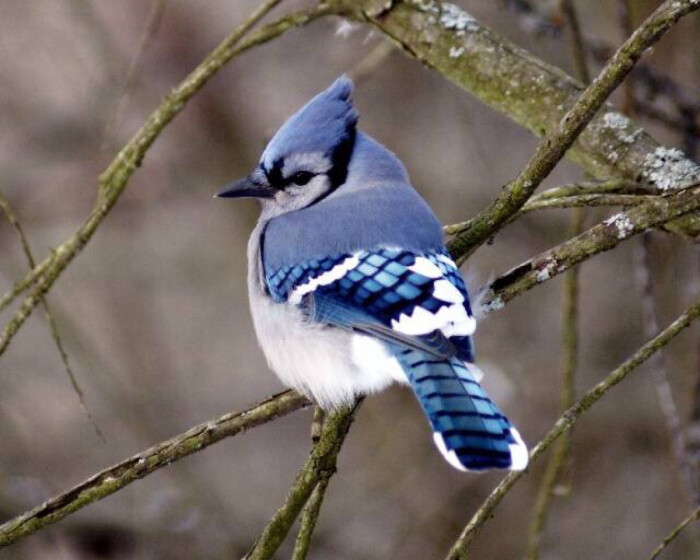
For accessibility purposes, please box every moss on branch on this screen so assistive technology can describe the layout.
[0,391,310,548]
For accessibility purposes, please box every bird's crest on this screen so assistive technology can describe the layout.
[261,76,359,173]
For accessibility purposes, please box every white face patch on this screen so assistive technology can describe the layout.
[281,151,332,177]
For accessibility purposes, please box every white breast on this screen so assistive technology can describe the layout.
[246,223,402,410]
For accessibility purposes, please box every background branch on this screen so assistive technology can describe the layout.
[650,506,700,560]
[0,391,310,548]
[481,183,700,312]
[355,0,700,196]
[526,2,589,555]
[0,194,104,441]
[0,0,335,358]
[447,296,700,559]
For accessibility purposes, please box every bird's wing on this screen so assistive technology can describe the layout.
[265,247,476,361]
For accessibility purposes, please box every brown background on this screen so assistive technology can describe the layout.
[1,1,699,558]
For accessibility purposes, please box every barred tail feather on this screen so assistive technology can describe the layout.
[394,348,528,472]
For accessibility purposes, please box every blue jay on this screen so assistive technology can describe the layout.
[217,77,527,472]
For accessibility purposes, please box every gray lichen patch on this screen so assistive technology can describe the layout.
[602,112,630,130]
[642,147,700,190]
[604,212,634,239]
[449,45,465,58]
[411,0,479,33]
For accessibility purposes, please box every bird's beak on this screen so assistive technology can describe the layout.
[215,176,275,199]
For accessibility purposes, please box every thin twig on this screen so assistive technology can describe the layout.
[0,194,105,441]
[0,390,310,548]
[446,296,700,559]
[480,183,700,313]
[649,506,700,560]
[347,40,395,85]
[100,0,169,154]
[244,402,360,560]
[311,405,325,444]
[633,234,691,494]
[291,478,331,560]
[525,2,588,555]
[0,0,336,358]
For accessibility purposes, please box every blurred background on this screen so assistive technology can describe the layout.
[1,1,699,558]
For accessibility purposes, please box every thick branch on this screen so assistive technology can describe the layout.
[0,390,310,548]
[446,296,700,559]
[481,183,700,312]
[357,0,700,189]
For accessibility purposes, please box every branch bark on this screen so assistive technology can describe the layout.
[0,390,310,548]
[480,183,700,313]
[244,402,359,560]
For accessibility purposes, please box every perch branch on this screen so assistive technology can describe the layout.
[0,390,310,548]
[291,477,330,560]
[446,296,700,559]
[244,402,359,560]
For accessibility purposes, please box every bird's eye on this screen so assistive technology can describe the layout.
[290,171,314,186]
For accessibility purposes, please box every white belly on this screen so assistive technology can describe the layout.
[248,285,406,410]
[246,222,406,410]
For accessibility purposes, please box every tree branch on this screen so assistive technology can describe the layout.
[434,0,700,261]
[357,0,700,189]
[650,506,700,560]
[480,183,700,313]
[446,296,700,559]
[0,194,104,441]
[0,0,336,357]
[244,402,359,560]
[0,390,310,548]
[291,477,330,560]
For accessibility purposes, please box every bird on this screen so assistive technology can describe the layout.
[217,76,528,472]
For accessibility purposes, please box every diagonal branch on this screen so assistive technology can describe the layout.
[425,0,700,262]
[649,506,700,560]
[0,390,310,548]
[244,402,359,560]
[291,477,331,560]
[0,0,336,357]
[0,194,104,441]
[446,296,700,559]
[480,183,700,313]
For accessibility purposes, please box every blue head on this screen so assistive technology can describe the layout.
[217,76,359,217]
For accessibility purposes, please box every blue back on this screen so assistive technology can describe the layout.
[263,133,443,271]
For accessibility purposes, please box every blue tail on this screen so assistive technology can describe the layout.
[394,348,528,471]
